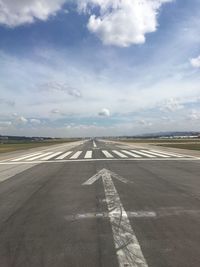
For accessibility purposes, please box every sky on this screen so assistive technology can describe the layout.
[0,0,200,137]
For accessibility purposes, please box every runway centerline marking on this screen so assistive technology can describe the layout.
[93,141,97,148]
[83,168,148,267]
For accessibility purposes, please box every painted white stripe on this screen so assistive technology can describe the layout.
[140,150,170,158]
[70,151,82,159]
[102,150,114,158]
[11,152,42,162]
[121,150,141,158]
[40,152,63,161]
[65,211,156,221]
[131,150,156,158]
[102,171,148,267]
[112,150,128,158]
[26,152,53,161]
[84,150,92,159]
[93,141,97,148]
[83,168,129,186]
[0,157,199,165]
[149,149,184,158]
[55,151,73,160]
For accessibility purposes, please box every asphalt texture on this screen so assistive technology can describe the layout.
[0,139,200,267]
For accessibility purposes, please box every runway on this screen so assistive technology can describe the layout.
[0,139,200,267]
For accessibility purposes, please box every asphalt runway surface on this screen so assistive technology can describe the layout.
[0,139,200,267]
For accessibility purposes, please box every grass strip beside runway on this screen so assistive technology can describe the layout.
[0,141,73,153]
[158,143,200,151]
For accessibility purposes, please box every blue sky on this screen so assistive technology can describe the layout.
[0,0,200,137]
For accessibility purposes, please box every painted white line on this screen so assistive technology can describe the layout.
[131,150,156,158]
[102,174,148,266]
[11,152,42,162]
[149,149,184,158]
[83,169,148,267]
[102,150,114,158]
[83,168,129,185]
[93,140,97,148]
[140,150,170,158]
[1,158,199,165]
[84,150,92,159]
[65,211,156,221]
[112,150,128,158]
[26,152,53,161]
[70,151,82,159]
[121,150,141,158]
[40,152,63,161]
[0,140,86,163]
[55,151,73,160]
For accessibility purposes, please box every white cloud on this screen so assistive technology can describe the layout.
[40,81,82,98]
[15,116,28,125]
[51,108,61,114]
[188,110,200,120]
[79,0,173,47]
[98,108,110,116]
[190,55,200,68]
[30,118,41,124]
[138,119,153,127]
[0,0,65,27]
[0,0,172,47]
[160,98,184,112]
[68,88,82,98]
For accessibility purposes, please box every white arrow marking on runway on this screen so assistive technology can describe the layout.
[83,168,148,267]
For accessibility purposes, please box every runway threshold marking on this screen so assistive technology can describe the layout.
[56,151,73,160]
[70,151,82,159]
[112,150,128,158]
[131,150,156,158]
[149,149,185,158]
[1,157,200,165]
[84,150,92,159]
[41,152,63,161]
[83,168,148,267]
[121,150,141,158]
[11,152,42,162]
[140,150,170,158]
[26,152,53,161]
[102,150,114,158]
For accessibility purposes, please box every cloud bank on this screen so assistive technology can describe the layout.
[79,0,173,47]
[0,0,172,47]
[0,0,65,27]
